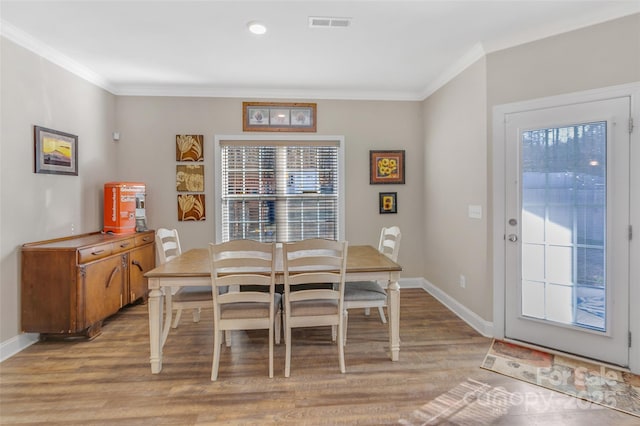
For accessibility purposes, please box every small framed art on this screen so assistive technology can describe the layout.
[34,126,78,176]
[176,165,204,192]
[379,192,397,214]
[370,150,405,184]
[243,102,316,132]
[176,135,203,161]
[178,194,206,221]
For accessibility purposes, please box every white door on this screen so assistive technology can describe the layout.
[504,97,630,367]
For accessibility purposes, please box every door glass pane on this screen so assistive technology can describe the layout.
[521,122,606,331]
[522,280,545,318]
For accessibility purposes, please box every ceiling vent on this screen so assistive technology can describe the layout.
[308,16,352,28]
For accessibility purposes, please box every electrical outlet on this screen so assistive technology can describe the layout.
[459,274,466,288]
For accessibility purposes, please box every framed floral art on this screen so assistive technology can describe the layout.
[370,150,405,184]
[176,165,204,192]
[176,135,203,161]
[177,194,205,221]
[379,192,397,214]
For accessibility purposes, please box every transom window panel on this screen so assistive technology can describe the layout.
[219,140,340,242]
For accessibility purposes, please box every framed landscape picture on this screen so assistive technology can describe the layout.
[34,126,78,176]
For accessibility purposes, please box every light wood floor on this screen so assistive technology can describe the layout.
[1,289,637,425]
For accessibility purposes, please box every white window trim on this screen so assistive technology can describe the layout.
[214,134,346,244]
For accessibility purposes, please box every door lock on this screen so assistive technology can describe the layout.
[507,234,518,242]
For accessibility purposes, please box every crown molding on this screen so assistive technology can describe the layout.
[0,18,423,101]
[418,8,640,100]
[482,4,640,55]
[113,84,424,101]
[420,43,487,100]
[1,19,115,94]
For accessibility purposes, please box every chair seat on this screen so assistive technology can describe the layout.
[174,285,229,302]
[344,281,386,301]
[173,286,213,302]
[290,299,338,316]
[220,293,282,319]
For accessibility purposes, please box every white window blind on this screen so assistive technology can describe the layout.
[220,140,340,242]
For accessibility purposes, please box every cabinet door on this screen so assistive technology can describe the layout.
[129,244,155,303]
[81,254,125,328]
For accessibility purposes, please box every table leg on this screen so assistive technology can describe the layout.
[388,277,400,361]
[148,278,164,374]
[161,290,173,347]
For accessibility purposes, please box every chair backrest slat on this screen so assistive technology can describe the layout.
[283,238,348,297]
[156,228,182,264]
[378,226,401,262]
[209,239,276,298]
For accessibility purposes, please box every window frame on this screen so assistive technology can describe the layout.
[214,134,345,243]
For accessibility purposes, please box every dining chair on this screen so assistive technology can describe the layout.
[282,238,348,377]
[343,226,401,343]
[208,240,280,380]
[155,228,212,330]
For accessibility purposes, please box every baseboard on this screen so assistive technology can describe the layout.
[404,277,494,337]
[0,333,39,362]
[398,277,426,289]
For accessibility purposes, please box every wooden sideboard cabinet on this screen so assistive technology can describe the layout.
[21,230,155,339]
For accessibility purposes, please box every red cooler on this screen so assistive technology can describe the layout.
[103,182,146,234]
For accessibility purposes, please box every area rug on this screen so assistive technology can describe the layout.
[481,339,640,417]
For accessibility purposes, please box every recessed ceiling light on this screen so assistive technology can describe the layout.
[247,21,267,35]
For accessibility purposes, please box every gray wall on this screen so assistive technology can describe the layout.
[113,97,425,274]
[486,13,640,108]
[422,58,490,319]
[419,13,640,322]
[1,38,117,343]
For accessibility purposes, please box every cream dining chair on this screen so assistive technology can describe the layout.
[208,240,280,380]
[343,226,401,343]
[155,228,213,330]
[282,238,348,377]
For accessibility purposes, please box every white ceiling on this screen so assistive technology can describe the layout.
[1,1,639,100]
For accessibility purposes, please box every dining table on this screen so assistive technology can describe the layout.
[144,244,402,374]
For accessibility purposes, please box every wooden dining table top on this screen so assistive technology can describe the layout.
[145,245,402,278]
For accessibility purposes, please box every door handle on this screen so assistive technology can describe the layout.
[106,266,121,288]
[507,234,518,242]
[132,260,144,272]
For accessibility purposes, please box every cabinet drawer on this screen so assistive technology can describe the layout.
[113,237,135,254]
[135,233,154,247]
[78,243,113,263]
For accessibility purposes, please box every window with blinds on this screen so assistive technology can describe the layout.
[219,139,341,243]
